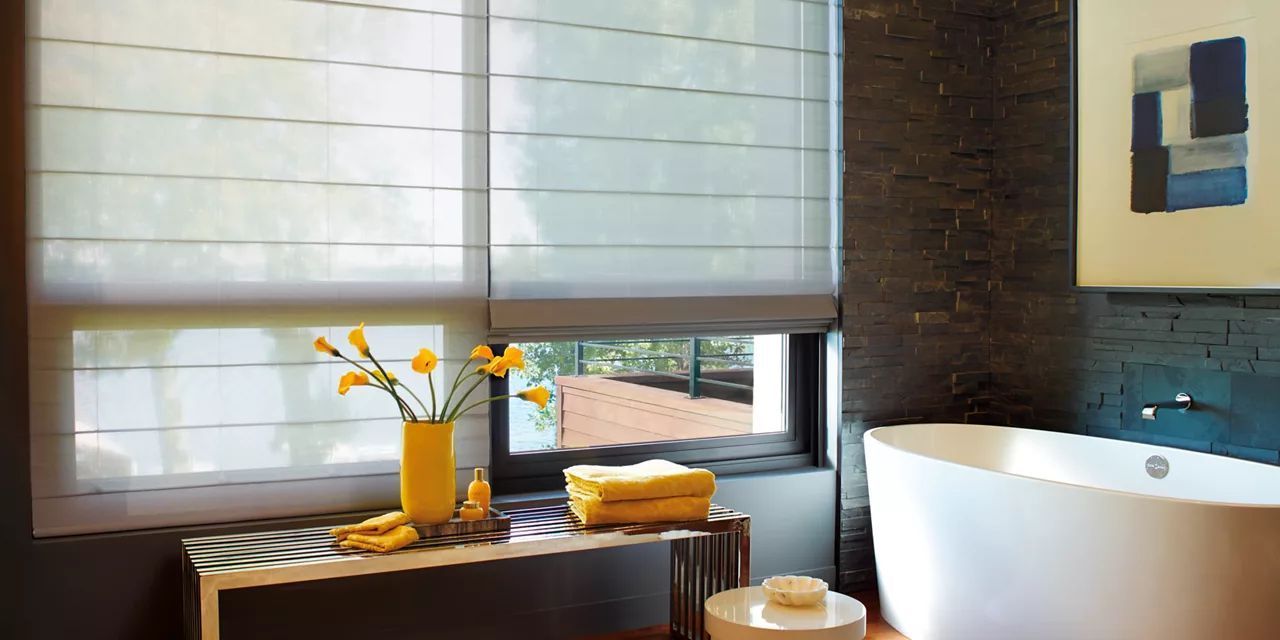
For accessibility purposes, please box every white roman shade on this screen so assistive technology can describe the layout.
[27,0,489,535]
[26,0,842,535]
[486,0,840,339]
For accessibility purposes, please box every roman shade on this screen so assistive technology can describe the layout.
[486,0,840,339]
[25,0,841,535]
[27,0,490,535]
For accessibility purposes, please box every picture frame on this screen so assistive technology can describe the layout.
[1070,0,1279,292]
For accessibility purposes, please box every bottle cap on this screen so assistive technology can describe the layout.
[474,467,486,482]
[462,500,481,510]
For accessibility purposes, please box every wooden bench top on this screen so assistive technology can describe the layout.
[182,503,750,639]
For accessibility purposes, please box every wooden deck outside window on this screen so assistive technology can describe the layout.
[555,375,754,448]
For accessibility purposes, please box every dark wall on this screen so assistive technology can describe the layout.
[989,1,1280,453]
[838,0,1000,593]
[0,0,30,635]
[839,0,1280,596]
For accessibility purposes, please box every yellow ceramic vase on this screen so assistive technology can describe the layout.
[400,421,455,525]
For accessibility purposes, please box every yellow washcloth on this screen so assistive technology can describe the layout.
[564,459,716,502]
[329,511,412,541]
[338,525,420,553]
[569,495,711,526]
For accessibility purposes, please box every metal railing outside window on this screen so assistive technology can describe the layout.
[571,337,754,399]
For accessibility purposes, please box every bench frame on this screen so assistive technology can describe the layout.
[182,503,749,640]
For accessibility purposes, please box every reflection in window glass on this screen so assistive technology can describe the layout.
[507,335,786,452]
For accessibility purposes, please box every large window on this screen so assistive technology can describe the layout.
[25,0,841,535]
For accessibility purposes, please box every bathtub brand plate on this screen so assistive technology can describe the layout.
[1146,455,1170,479]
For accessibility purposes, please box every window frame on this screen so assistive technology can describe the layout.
[488,332,826,492]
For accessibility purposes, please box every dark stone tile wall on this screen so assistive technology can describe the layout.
[840,0,1280,594]
[988,1,1280,450]
[839,0,1000,593]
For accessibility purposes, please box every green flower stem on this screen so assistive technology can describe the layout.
[427,375,438,422]
[332,350,412,419]
[449,394,512,423]
[445,371,490,422]
[396,381,431,419]
[365,349,417,422]
[442,360,479,418]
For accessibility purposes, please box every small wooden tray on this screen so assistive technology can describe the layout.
[413,507,510,538]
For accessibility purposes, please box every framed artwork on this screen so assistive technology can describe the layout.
[1072,0,1278,291]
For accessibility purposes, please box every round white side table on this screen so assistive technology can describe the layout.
[704,587,867,639]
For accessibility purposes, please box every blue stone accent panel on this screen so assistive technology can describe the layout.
[1131,92,1163,151]
[1229,373,1280,451]
[1212,443,1280,465]
[1166,166,1247,211]
[1130,147,1169,213]
[1122,364,1231,442]
[1086,426,1214,453]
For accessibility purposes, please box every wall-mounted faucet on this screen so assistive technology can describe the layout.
[1141,392,1193,421]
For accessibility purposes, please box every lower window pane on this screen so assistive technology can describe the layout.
[507,335,786,453]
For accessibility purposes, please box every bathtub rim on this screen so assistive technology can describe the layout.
[865,422,1280,510]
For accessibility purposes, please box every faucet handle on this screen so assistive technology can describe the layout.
[1141,404,1159,421]
[1174,392,1193,410]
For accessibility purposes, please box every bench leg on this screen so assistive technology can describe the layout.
[197,586,220,640]
[670,530,748,640]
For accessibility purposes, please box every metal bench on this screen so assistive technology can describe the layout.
[182,503,750,640]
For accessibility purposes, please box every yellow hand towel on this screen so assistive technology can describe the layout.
[338,525,419,553]
[569,495,711,526]
[564,459,716,502]
[329,511,412,541]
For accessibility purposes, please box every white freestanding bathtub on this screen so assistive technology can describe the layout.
[864,423,1280,640]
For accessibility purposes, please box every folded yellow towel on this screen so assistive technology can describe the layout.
[564,459,716,502]
[329,511,412,541]
[569,495,711,526]
[338,525,420,553]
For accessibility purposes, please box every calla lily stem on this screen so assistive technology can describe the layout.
[337,353,416,421]
[396,381,431,421]
[449,394,512,424]
[427,375,438,422]
[366,349,416,422]
[444,371,489,422]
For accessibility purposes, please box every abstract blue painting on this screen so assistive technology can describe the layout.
[1130,37,1249,213]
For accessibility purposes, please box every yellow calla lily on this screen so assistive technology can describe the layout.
[477,346,526,378]
[468,345,494,362]
[501,346,525,371]
[314,336,340,356]
[516,386,550,410]
[411,348,439,374]
[371,370,397,385]
[348,322,370,357]
[338,371,369,395]
[478,355,512,378]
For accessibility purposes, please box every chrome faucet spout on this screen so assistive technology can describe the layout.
[1141,392,1193,421]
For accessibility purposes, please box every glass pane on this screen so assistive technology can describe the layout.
[507,334,786,452]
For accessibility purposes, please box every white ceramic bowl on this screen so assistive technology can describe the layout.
[761,575,828,607]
